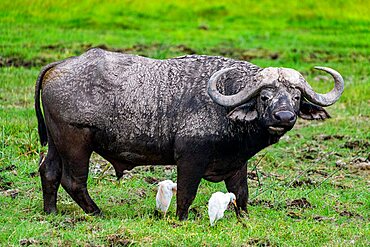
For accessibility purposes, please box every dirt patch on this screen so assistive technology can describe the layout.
[109,196,131,205]
[306,169,328,177]
[247,170,283,181]
[291,178,316,187]
[293,49,368,63]
[349,157,370,171]
[314,134,345,141]
[105,227,134,246]
[0,43,197,68]
[0,56,49,68]
[299,145,322,160]
[247,170,261,180]
[0,176,13,190]
[245,238,273,247]
[171,222,181,228]
[338,210,364,220]
[313,215,335,222]
[121,43,280,61]
[249,199,274,208]
[0,164,16,173]
[0,189,19,199]
[106,234,134,246]
[64,216,89,226]
[2,43,281,69]
[343,140,370,150]
[144,176,159,184]
[210,47,279,61]
[19,238,40,246]
[287,198,312,209]
[128,188,147,198]
[287,211,302,219]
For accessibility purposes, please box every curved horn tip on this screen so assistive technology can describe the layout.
[314,66,333,73]
[314,66,342,76]
[208,67,238,81]
[314,66,344,82]
[314,66,326,70]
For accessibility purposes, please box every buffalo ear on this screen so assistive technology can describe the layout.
[299,99,331,120]
[227,100,258,122]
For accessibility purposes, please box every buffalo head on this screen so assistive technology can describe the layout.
[207,66,344,136]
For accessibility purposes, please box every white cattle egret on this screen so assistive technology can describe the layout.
[208,192,237,226]
[155,180,177,217]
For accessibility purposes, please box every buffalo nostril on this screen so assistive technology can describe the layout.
[274,111,296,122]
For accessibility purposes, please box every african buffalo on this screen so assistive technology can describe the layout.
[35,48,344,220]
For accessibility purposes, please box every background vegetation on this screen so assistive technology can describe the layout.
[0,0,369,246]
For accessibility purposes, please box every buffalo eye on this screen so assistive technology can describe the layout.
[260,95,269,101]
[260,91,273,102]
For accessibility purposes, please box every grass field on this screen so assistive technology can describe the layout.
[0,0,369,246]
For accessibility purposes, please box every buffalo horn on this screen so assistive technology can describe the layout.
[207,67,263,107]
[300,66,344,106]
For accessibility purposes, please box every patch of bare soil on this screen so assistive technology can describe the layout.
[144,176,159,184]
[249,199,274,208]
[245,238,274,247]
[0,176,13,190]
[19,238,40,246]
[287,198,312,209]
[292,49,368,63]
[337,210,364,220]
[313,134,345,141]
[0,164,16,173]
[349,157,370,172]
[286,211,302,219]
[171,222,181,228]
[0,56,48,68]
[1,42,283,68]
[129,188,147,198]
[247,170,284,181]
[291,178,316,187]
[104,227,134,246]
[210,47,279,61]
[306,169,328,177]
[0,189,19,199]
[106,234,134,246]
[343,139,370,150]
[312,215,335,222]
[299,145,321,160]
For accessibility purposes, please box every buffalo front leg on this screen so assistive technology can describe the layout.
[175,150,208,221]
[39,137,62,214]
[224,163,248,214]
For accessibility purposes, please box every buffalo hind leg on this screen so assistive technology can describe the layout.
[39,136,62,214]
[50,124,101,215]
[60,147,101,215]
[224,163,248,214]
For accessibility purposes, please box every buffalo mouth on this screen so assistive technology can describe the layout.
[267,126,287,135]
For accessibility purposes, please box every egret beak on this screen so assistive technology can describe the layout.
[232,199,240,217]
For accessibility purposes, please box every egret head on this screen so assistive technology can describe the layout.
[227,193,237,207]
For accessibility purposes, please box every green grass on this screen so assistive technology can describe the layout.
[1,0,369,246]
